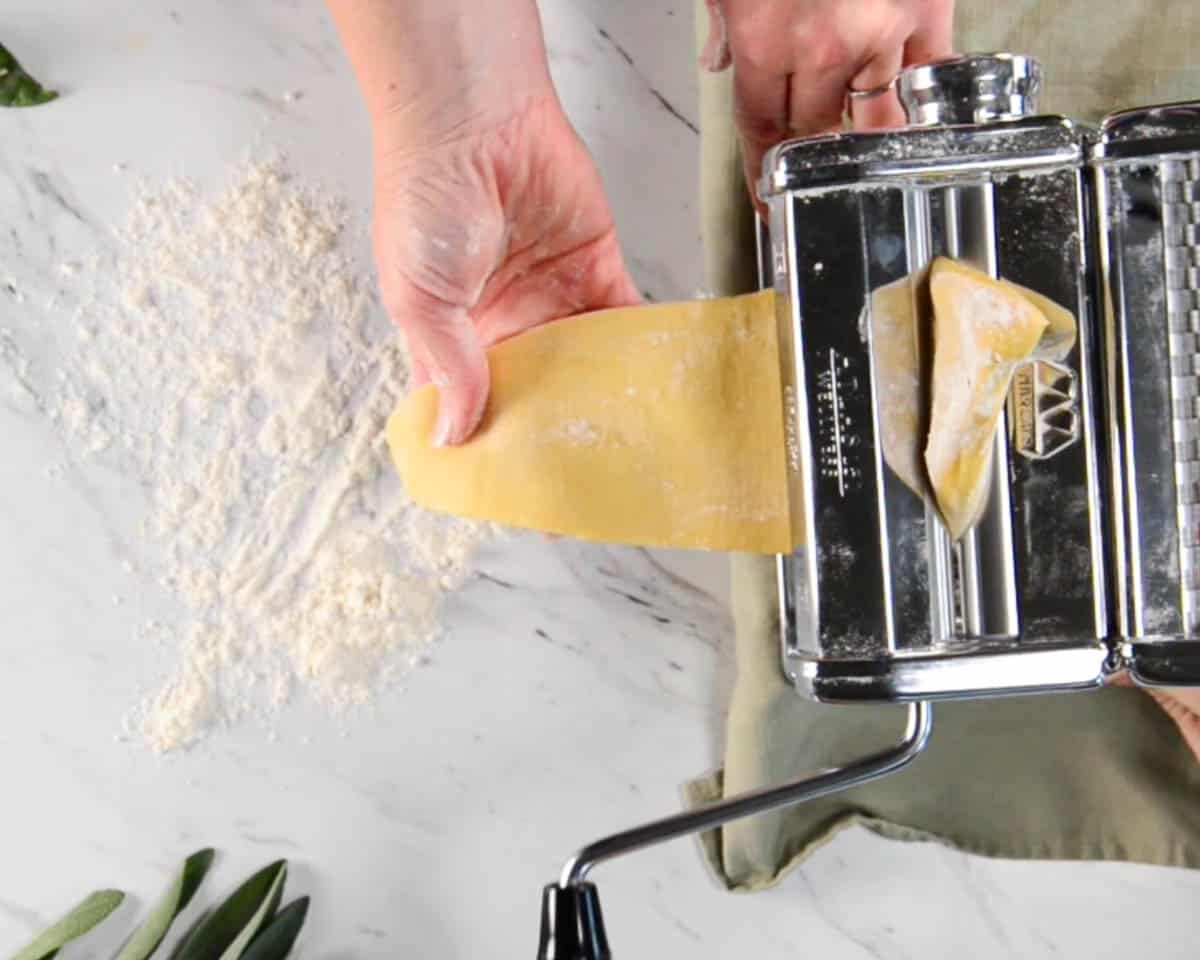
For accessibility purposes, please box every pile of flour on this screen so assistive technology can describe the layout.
[47,156,490,752]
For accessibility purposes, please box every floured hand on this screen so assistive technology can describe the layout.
[327,0,640,445]
[372,99,640,445]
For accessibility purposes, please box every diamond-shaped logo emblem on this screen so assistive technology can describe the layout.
[1009,359,1080,460]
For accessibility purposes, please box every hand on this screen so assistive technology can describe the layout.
[699,0,956,194]
[1146,689,1200,761]
[328,0,640,445]
[1112,673,1200,763]
[373,98,640,445]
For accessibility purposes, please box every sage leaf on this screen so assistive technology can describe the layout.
[9,889,124,960]
[0,42,58,108]
[115,849,216,960]
[166,909,212,960]
[175,860,286,960]
[239,898,309,960]
[215,864,286,960]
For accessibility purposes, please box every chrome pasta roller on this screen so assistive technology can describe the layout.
[769,52,1200,701]
[1094,102,1200,685]
[535,54,1200,957]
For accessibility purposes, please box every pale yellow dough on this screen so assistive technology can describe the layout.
[865,268,931,501]
[387,263,1077,553]
[925,257,1052,539]
[868,259,1078,541]
[386,291,794,553]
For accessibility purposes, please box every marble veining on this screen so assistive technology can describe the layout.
[1,1,1199,958]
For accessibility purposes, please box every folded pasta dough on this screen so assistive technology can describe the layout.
[864,269,931,501]
[924,257,1052,539]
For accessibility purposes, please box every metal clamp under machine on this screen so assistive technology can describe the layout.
[535,53,1200,958]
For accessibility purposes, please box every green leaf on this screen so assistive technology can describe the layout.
[9,889,125,960]
[0,42,59,108]
[214,864,286,960]
[174,861,287,960]
[239,898,309,960]
[115,849,216,960]
[166,909,212,960]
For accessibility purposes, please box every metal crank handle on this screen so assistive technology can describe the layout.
[536,700,933,959]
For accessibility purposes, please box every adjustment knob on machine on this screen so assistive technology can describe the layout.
[897,53,1042,126]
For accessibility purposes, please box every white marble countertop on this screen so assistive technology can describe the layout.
[2,2,1199,957]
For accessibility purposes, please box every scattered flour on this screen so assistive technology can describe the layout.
[44,154,491,752]
[552,418,601,446]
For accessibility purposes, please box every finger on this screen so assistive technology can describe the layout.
[903,0,957,66]
[698,0,732,72]
[612,269,644,309]
[787,56,855,137]
[399,328,436,390]
[732,59,790,210]
[847,45,906,131]
[1148,690,1200,762]
[474,231,641,347]
[389,283,490,446]
[407,348,432,389]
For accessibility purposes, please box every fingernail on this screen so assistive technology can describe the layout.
[429,365,455,446]
[432,408,455,447]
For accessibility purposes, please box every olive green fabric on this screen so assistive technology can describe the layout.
[686,0,1200,891]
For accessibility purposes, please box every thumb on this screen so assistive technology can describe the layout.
[374,173,500,447]
[1148,690,1200,762]
[394,283,490,447]
[699,0,731,72]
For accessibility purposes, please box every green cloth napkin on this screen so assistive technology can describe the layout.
[685,0,1200,891]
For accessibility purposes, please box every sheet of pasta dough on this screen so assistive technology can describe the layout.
[386,291,795,553]
[387,269,1077,553]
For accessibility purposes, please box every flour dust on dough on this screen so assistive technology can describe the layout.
[388,290,793,554]
[925,257,1054,539]
[863,257,1079,541]
[863,267,931,502]
[389,261,1078,555]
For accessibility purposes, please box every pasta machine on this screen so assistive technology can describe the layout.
[536,53,1200,958]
